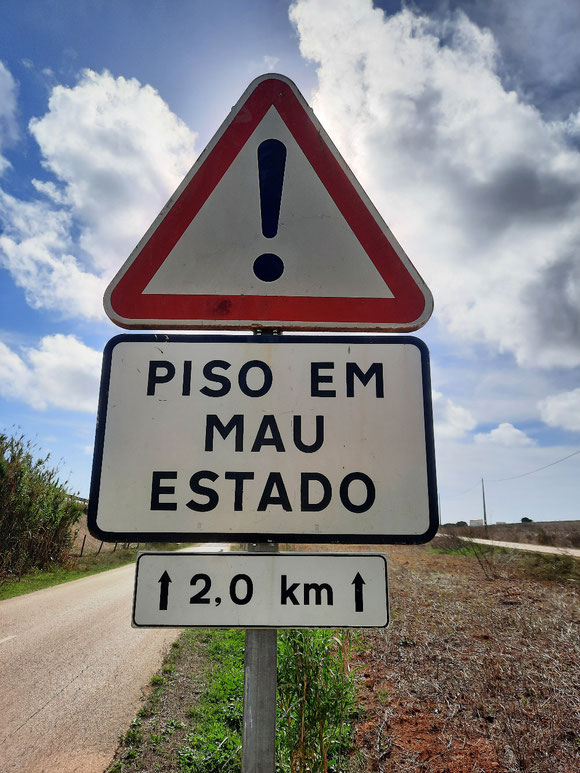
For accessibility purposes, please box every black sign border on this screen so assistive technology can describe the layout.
[88,334,438,545]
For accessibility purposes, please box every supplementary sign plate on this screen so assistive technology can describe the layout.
[132,552,389,628]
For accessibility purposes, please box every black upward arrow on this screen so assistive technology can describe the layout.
[352,572,365,613]
[158,570,172,611]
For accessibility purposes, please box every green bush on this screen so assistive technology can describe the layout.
[0,432,83,579]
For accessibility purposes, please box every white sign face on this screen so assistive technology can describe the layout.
[88,334,438,544]
[132,552,389,628]
[144,107,392,301]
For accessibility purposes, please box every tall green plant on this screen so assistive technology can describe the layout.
[277,629,359,773]
[0,432,83,579]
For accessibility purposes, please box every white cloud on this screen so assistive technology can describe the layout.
[0,189,105,318]
[474,422,535,446]
[263,55,280,70]
[290,0,580,369]
[0,61,18,173]
[539,388,580,432]
[432,389,477,439]
[29,69,197,275]
[0,334,101,412]
[0,68,198,320]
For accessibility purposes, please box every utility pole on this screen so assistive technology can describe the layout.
[481,478,488,535]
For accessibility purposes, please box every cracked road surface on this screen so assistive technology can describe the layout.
[0,545,228,773]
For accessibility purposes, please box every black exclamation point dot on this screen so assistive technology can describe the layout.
[254,138,286,282]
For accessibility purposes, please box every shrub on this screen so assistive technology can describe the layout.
[0,432,83,579]
[277,629,358,772]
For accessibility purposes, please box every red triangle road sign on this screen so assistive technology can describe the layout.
[104,74,433,331]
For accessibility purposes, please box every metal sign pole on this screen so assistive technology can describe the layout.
[242,541,279,773]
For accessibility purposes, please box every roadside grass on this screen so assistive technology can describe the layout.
[440,520,580,550]
[107,628,360,772]
[177,631,244,772]
[277,629,360,772]
[431,534,580,582]
[0,543,187,601]
[107,629,244,773]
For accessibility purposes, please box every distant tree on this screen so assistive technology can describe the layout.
[521,516,533,523]
[456,520,468,526]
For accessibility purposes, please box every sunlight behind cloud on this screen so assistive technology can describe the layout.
[290,0,580,369]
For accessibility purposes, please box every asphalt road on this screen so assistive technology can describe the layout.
[0,544,228,773]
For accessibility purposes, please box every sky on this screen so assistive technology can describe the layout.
[0,0,579,526]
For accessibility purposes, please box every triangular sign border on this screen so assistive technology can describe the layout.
[104,74,433,331]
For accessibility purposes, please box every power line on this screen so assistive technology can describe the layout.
[443,480,481,500]
[488,448,580,482]
[442,447,580,500]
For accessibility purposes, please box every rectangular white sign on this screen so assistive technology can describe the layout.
[132,552,389,628]
[88,334,437,543]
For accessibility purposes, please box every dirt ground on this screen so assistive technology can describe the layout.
[346,543,579,772]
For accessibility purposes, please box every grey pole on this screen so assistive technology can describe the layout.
[481,477,488,535]
[242,541,279,772]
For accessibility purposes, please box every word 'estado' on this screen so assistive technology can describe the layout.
[151,470,376,514]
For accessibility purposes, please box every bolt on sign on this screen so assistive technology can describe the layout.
[88,334,437,544]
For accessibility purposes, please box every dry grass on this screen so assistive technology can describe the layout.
[441,520,580,550]
[352,544,580,772]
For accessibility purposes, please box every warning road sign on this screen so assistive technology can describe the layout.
[104,74,433,332]
[88,334,438,544]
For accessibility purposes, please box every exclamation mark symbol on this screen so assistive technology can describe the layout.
[253,139,287,282]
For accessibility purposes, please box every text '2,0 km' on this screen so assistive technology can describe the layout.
[133,552,389,629]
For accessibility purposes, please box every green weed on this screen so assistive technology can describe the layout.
[177,630,244,772]
[121,720,143,748]
[164,719,186,735]
[519,553,579,582]
[277,629,359,772]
